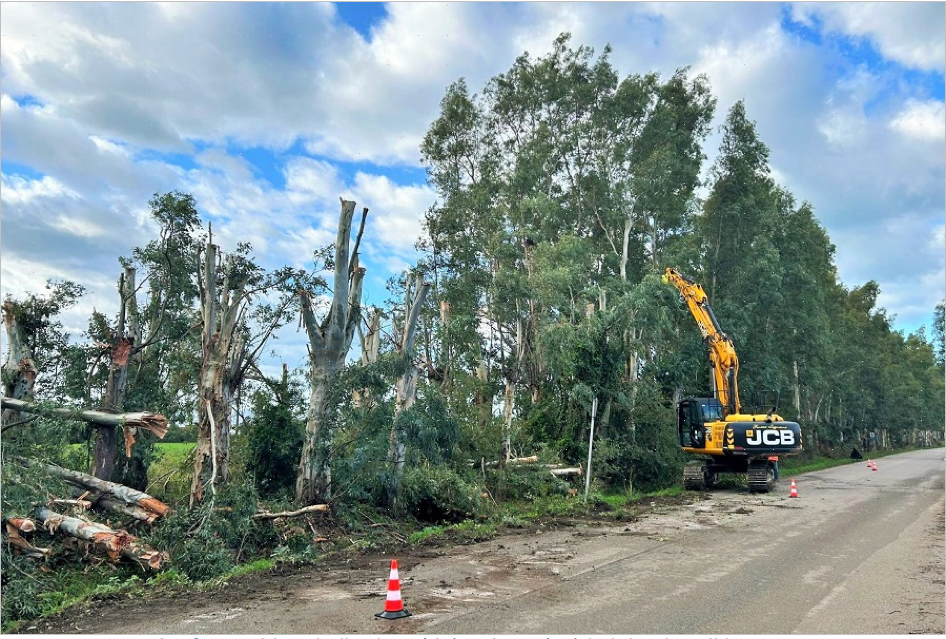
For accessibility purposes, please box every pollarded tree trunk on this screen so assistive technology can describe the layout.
[296,199,368,504]
[190,242,251,505]
[93,267,137,480]
[389,275,431,491]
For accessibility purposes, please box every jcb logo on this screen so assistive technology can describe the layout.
[746,429,795,446]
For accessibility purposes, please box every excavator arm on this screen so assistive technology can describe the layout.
[662,268,741,416]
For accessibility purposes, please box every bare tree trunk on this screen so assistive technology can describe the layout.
[2,300,39,428]
[353,308,382,408]
[191,243,251,505]
[0,398,167,441]
[474,359,491,431]
[295,199,367,504]
[793,359,801,416]
[389,275,431,490]
[93,269,138,480]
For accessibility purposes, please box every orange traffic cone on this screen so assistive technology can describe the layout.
[871,460,878,471]
[789,478,799,498]
[866,458,872,468]
[375,559,411,619]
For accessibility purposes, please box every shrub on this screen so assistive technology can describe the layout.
[398,466,483,523]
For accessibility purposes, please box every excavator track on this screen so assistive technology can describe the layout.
[747,459,775,493]
[683,463,706,490]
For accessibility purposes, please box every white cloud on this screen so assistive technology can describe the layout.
[889,100,946,142]
[791,3,945,72]
[50,215,106,238]
[1,174,80,205]
[352,172,435,252]
[89,135,131,157]
[284,158,344,206]
[817,107,869,148]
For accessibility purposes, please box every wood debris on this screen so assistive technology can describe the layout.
[35,507,166,570]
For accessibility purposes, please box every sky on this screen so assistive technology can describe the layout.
[1,2,944,377]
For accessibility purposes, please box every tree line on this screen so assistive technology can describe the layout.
[3,34,943,517]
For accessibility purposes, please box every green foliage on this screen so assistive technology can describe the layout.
[143,482,276,582]
[242,375,306,499]
[398,466,484,523]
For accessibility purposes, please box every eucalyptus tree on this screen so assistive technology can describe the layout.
[296,199,368,504]
[422,34,716,466]
[191,234,308,505]
[1,281,85,426]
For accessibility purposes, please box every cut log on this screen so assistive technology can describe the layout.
[252,504,329,520]
[35,507,166,569]
[549,467,583,477]
[2,514,37,533]
[4,529,50,558]
[29,461,170,518]
[472,455,540,468]
[3,514,50,558]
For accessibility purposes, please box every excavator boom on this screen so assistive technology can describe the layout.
[662,268,741,415]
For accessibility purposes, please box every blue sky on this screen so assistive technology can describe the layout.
[1,2,944,377]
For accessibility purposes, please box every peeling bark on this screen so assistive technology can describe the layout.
[36,461,170,519]
[1,398,168,448]
[389,275,431,485]
[35,507,166,569]
[296,199,368,504]
[252,504,329,520]
[2,299,39,425]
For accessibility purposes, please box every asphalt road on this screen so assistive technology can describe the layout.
[27,447,945,635]
[410,447,946,635]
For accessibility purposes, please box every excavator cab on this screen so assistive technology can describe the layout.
[678,398,722,449]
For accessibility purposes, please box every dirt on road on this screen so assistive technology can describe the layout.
[19,460,946,635]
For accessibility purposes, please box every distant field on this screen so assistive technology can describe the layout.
[149,442,195,499]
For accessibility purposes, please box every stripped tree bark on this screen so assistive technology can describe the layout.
[296,199,368,504]
[190,231,305,505]
[353,307,383,409]
[252,504,328,520]
[191,240,249,504]
[35,507,166,569]
[2,515,49,558]
[93,266,138,481]
[389,275,431,496]
[33,461,170,519]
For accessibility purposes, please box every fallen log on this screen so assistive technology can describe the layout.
[252,504,329,520]
[35,507,166,570]
[1,397,168,456]
[65,487,160,524]
[549,467,582,477]
[49,498,92,510]
[470,455,541,468]
[27,460,170,519]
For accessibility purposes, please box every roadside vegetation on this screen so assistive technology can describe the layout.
[3,33,943,632]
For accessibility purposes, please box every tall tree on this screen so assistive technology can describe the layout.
[296,198,368,504]
[192,235,304,504]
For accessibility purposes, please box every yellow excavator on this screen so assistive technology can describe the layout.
[662,267,802,492]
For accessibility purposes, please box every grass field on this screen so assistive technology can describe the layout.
[147,442,195,500]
